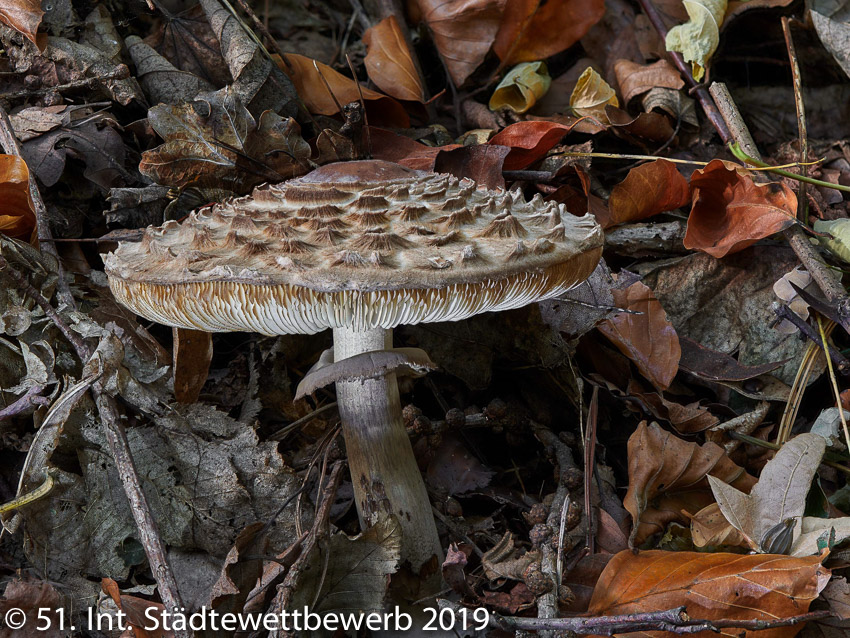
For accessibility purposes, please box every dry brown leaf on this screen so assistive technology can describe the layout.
[487,120,573,170]
[278,53,409,127]
[493,0,605,66]
[691,502,751,548]
[598,280,680,390]
[0,0,44,45]
[587,550,830,638]
[173,328,213,404]
[415,0,505,86]
[626,379,719,434]
[623,421,756,546]
[684,159,798,258]
[0,154,36,241]
[570,67,618,124]
[363,16,425,102]
[607,159,690,227]
[614,59,684,104]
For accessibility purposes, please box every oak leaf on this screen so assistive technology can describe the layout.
[684,160,798,258]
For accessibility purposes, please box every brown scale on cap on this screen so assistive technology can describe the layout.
[105,160,603,334]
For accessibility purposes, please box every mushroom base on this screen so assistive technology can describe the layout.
[333,326,443,581]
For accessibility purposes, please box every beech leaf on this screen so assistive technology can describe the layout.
[588,550,831,634]
[0,155,36,241]
[598,280,681,390]
[492,0,605,66]
[363,16,425,102]
[623,421,756,546]
[684,159,798,258]
[489,61,551,113]
[570,67,618,123]
[608,159,691,227]
[488,120,572,170]
[0,0,44,45]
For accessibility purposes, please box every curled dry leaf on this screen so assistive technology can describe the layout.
[570,67,619,124]
[598,280,680,390]
[0,155,36,241]
[488,120,572,170]
[624,421,756,546]
[489,61,551,113]
[613,59,685,104]
[369,127,455,170]
[684,160,798,258]
[588,549,831,637]
[415,0,505,86]
[363,16,425,102]
[278,53,409,127]
[665,0,727,81]
[0,0,43,45]
[492,0,605,66]
[607,159,690,227]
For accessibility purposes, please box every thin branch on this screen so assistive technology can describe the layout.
[772,303,850,374]
[782,17,809,225]
[0,385,49,422]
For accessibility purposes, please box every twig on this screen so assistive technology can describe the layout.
[709,82,850,338]
[634,0,731,143]
[439,600,829,635]
[819,316,850,452]
[772,303,850,374]
[0,384,49,421]
[531,422,580,638]
[0,106,75,311]
[231,0,289,63]
[0,69,130,100]
[782,17,809,225]
[268,460,345,635]
[269,402,338,441]
[0,256,187,635]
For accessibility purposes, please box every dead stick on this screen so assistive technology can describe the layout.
[0,256,188,635]
[709,82,850,335]
[0,384,48,421]
[773,303,850,373]
[634,0,731,143]
[782,17,809,226]
[0,106,75,310]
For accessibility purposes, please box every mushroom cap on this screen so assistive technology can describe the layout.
[105,160,603,335]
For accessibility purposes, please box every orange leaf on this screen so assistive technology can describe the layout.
[607,159,690,228]
[684,159,798,258]
[623,421,755,546]
[488,120,572,170]
[493,0,605,66]
[363,16,424,102]
[598,281,680,390]
[277,53,409,127]
[0,154,36,241]
[588,550,830,638]
[415,0,505,86]
[0,0,43,45]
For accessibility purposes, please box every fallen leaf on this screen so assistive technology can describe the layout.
[792,516,850,557]
[482,583,536,614]
[598,280,681,390]
[493,0,605,66]
[708,433,826,552]
[691,502,751,548]
[363,16,424,102]
[665,0,727,81]
[0,579,64,638]
[0,0,43,45]
[426,436,495,496]
[442,543,477,599]
[608,159,690,227]
[624,421,756,546]
[614,59,684,104]
[570,67,619,123]
[173,328,212,405]
[822,576,850,620]
[139,87,311,191]
[415,0,505,86]
[588,550,830,637]
[279,53,409,127]
[126,35,215,105]
[102,578,170,638]
[481,532,541,581]
[679,336,787,381]
[488,120,572,170]
[0,155,36,241]
[810,0,850,81]
[369,127,453,170]
[489,61,551,113]
[684,160,798,258]
[626,379,719,434]
[813,218,850,263]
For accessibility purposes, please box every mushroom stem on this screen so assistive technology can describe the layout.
[332,326,443,576]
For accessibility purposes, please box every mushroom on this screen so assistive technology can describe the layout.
[104,160,603,578]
